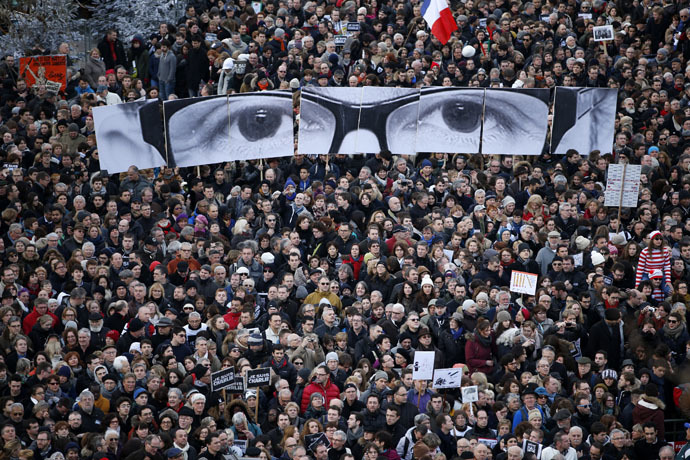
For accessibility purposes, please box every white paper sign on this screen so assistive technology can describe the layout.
[510,270,538,295]
[433,368,463,389]
[461,385,479,402]
[412,351,435,380]
[604,164,641,208]
[593,25,614,41]
[573,253,583,267]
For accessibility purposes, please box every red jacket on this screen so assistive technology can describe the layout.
[300,377,341,413]
[342,255,364,281]
[23,308,58,335]
[223,311,241,329]
[464,334,496,375]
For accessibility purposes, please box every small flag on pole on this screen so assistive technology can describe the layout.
[421,0,458,44]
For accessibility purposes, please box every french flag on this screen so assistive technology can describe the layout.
[421,0,457,44]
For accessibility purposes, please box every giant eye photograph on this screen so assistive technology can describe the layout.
[414,87,486,154]
[298,87,363,155]
[92,100,166,173]
[164,92,293,167]
[551,87,617,155]
[481,88,550,156]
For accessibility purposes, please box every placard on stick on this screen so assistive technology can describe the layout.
[19,55,67,93]
[461,385,479,403]
[522,439,543,459]
[211,366,236,392]
[604,164,641,208]
[227,376,245,394]
[412,351,435,380]
[593,25,614,41]
[246,368,271,387]
[510,270,538,295]
[433,368,463,389]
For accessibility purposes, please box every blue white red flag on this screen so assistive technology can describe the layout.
[421,0,457,44]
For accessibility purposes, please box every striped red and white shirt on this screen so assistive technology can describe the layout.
[635,247,671,288]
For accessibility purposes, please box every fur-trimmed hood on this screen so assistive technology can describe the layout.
[638,394,665,410]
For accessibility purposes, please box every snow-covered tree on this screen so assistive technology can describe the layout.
[0,0,82,56]
[86,0,180,42]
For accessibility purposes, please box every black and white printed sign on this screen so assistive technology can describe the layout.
[211,367,235,392]
[246,368,271,387]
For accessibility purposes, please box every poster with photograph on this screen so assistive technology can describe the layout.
[356,86,419,155]
[299,87,363,155]
[551,87,617,155]
[593,25,614,41]
[461,385,479,402]
[164,94,229,167]
[165,91,293,167]
[19,55,67,93]
[432,368,463,389]
[416,87,484,154]
[93,99,166,173]
[481,88,550,155]
[412,351,436,380]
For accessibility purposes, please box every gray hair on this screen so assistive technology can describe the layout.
[333,430,347,441]
[232,412,247,426]
[414,413,430,426]
[79,389,95,400]
[113,356,129,371]
[507,446,523,459]
[78,328,91,338]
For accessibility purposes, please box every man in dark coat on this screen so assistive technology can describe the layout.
[262,345,297,389]
[587,308,624,370]
[185,35,210,97]
[97,29,128,70]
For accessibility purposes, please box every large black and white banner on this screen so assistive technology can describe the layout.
[93,87,618,172]
[299,87,551,155]
[550,87,617,155]
[417,87,484,154]
[163,91,293,168]
[93,99,166,173]
[481,88,550,155]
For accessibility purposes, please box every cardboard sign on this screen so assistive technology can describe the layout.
[604,164,641,208]
[432,368,463,389]
[412,351,435,380]
[510,270,538,295]
[593,25,614,41]
[246,368,271,387]
[461,385,479,402]
[211,366,236,392]
[227,375,245,394]
[305,433,330,452]
[19,55,67,93]
[346,22,360,31]
[478,438,498,448]
[334,35,347,46]
[523,439,543,459]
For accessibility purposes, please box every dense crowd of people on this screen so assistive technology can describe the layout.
[2,0,690,460]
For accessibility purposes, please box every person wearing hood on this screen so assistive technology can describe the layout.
[217,58,235,95]
[128,34,150,83]
[632,383,666,439]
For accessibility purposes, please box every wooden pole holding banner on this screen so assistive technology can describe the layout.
[617,162,626,229]
[260,159,264,181]
[255,387,259,424]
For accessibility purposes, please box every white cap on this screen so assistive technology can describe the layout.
[222,58,234,70]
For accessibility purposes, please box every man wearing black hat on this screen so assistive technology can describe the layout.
[587,308,624,370]
[117,317,147,354]
[512,384,544,429]
[87,312,110,349]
